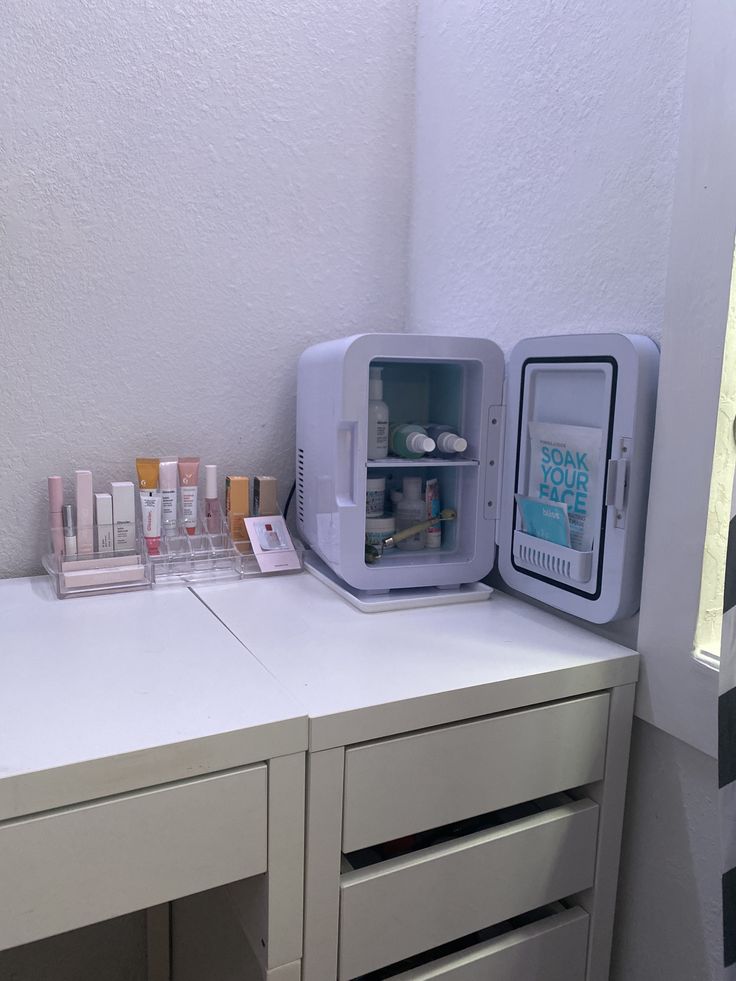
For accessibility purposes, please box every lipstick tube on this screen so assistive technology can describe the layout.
[48,476,64,555]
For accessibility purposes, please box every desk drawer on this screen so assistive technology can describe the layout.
[0,764,267,951]
[343,693,609,852]
[338,798,598,980]
[379,906,589,980]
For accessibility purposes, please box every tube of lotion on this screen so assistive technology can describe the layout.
[178,457,200,536]
[159,460,178,533]
[136,458,162,555]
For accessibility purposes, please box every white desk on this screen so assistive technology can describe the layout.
[195,575,640,981]
[0,577,308,979]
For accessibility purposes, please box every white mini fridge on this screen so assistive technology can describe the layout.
[296,332,658,623]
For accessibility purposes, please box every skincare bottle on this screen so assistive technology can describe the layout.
[63,505,77,557]
[368,367,389,460]
[253,476,278,517]
[226,475,250,551]
[205,465,220,533]
[159,460,178,533]
[426,424,468,458]
[425,477,442,549]
[390,424,435,461]
[395,477,426,551]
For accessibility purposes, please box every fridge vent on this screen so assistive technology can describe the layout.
[297,449,305,523]
[513,532,593,585]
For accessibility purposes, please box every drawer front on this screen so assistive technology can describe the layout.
[338,799,598,980]
[386,907,589,980]
[0,764,267,951]
[343,692,609,852]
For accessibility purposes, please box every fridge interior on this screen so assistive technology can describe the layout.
[363,357,484,570]
[511,358,615,595]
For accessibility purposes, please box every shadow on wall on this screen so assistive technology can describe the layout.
[611,718,721,981]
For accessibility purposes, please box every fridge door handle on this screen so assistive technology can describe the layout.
[336,421,357,507]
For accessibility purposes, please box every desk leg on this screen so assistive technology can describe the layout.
[146,904,171,981]
[302,747,344,981]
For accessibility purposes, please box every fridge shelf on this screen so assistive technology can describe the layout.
[365,458,479,469]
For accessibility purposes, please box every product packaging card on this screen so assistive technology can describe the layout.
[515,494,571,547]
[243,515,301,573]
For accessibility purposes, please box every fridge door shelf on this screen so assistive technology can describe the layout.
[512,531,594,585]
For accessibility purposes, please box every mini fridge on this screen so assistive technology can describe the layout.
[296,332,658,623]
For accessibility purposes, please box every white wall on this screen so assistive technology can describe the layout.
[0,0,417,579]
[408,1,725,978]
[410,0,689,344]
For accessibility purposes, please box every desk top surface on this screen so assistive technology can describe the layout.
[0,577,306,820]
[194,572,639,751]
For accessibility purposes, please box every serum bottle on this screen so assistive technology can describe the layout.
[367,366,389,460]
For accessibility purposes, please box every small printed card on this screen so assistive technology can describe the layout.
[243,515,301,573]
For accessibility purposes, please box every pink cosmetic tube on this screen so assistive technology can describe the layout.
[48,476,64,555]
[75,470,94,556]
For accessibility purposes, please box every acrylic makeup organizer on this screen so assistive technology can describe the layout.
[43,503,304,599]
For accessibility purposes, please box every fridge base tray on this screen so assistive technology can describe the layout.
[304,551,493,614]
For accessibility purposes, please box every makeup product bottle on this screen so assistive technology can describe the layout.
[205,464,220,533]
[136,458,162,555]
[48,476,64,555]
[253,476,278,516]
[426,424,468,458]
[159,460,178,533]
[178,457,200,536]
[395,477,426,551]
[95,493,114,554]
[75,470,94,556]
[63,505,77,557]
[367,366,389,460]
[390,424,435,460]
[425,477,441,549]
[226,476,250,551]
[111,481,136,551]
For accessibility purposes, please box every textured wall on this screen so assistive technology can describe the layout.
[409,0,690,345]
[0,0,416,579]
[407,2,726,979]
[611,720,722,980]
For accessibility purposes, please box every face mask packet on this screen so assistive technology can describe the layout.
[515,494,571,547]
[527,421,602,551]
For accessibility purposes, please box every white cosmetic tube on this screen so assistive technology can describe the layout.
[111,481,136,552]
[159,460,178,533]
[140,491,162,555]
[95,492,114,554]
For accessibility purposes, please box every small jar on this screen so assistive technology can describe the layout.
[366,476,386,517]
[365,515,396,550]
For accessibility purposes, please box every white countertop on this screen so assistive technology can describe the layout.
[0,577,307,821]
[193,573,639,750]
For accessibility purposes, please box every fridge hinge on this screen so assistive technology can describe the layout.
[605,437,632,529]
[485,405,504,527]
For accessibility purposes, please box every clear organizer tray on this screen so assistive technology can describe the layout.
[43,506,304,599]
[512,530,593,584]
[43,521,152,599]
[147,502,304,587]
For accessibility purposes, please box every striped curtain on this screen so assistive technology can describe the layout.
[721,466,736,977]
